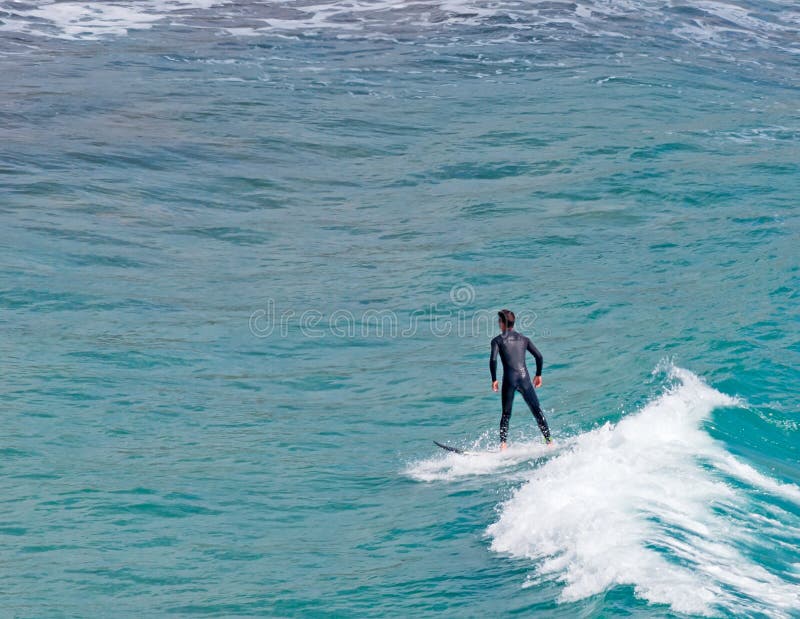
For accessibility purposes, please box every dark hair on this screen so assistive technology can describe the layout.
[498,309,515,328]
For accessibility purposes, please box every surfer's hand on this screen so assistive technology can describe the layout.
[492,380,498,392]
[534,375,542,388]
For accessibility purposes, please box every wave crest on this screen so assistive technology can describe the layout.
[487,366,800,616]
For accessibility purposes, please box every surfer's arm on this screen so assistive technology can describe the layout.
[490,337,499,382]
[526,338,543,377]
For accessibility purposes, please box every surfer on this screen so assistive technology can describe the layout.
[490,309,552,450]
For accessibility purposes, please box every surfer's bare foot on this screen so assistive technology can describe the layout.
[500,442,507,451]
[546,439,554,448]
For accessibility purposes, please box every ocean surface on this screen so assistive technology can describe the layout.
[1,0,799,617]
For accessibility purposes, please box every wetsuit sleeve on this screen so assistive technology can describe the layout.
[526,338,543,376]
[490,337,499,382]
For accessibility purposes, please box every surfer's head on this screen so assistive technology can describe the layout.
[498,309,515,331]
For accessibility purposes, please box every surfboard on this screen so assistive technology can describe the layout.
[434,439,559,458]
[433,440,473,455]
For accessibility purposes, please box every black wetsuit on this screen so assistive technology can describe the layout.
[490,329,551,443]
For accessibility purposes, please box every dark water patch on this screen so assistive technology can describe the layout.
[213,174,291,194]
[164,491,204,502]
[64,350,192,370]
[314,116,430,137]
[92,501,221,519]
[581,145,631,157]
[20,544,83,553]
[168,599,274,615]
[748,321,785,343]
[64,149,171,171]
[530,189,604,203]
[471,131,552,148]
[535,235,583,246]
[291,375,351,391]
[10,472,61,480]
[382,177,419,188]
[321,223,386,235]
[174,225,271,245]
[649,242,678,250]
[556,207,644,226]
[460,202,528,218]
[558,300,596,309]
[108,487,158,496]
[5,179,75,196]
[0,287,174,313]
[198,546,269,563]
[680,188,741,206]
[65,252,150,269]
[39,496,87,509]
[0,446,33,459]
[748,162,799,175]
[423,161,556,181]
[230,380,261,391]
[256,135,398,159]
[0,286,83,310]
[130,535,178,548]
[629,142,703,160]
[378,230,423,241]
[769,286,798,300]
[57,487,102,497]
[24,224,156,249]
[288,177,362,189]
[66,566,200,587]
[744,227,787,240]
[731,215,781,225]
[587,307,612,320]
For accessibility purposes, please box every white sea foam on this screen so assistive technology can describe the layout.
[405,438,572,482]
[1,0,798,53]
[0,0,229,40]
[713,451,800,505]
[486,367,800,616]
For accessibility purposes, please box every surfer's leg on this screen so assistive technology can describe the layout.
[500,379,515,445]
[519,381,552,442]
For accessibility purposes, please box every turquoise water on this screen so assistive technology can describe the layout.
[1,1,799,616]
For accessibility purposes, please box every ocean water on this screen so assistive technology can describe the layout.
[1,0,799,617]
